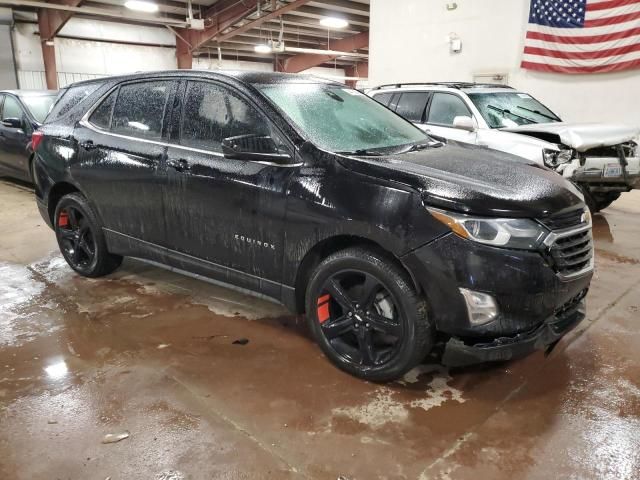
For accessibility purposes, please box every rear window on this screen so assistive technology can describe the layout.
[20,95,57,123]
[47,83,102,122]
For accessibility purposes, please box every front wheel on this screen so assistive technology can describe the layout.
[305,247,433,382]
[54,192,122,277]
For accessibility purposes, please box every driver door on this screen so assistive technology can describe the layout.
[0,95,30,178]
[163,80,297,287]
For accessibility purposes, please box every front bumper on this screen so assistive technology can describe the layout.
[442,292,586,367]
[401,232,592,365]
[571,155,640,191]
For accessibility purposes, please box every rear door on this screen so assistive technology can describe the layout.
[394,91,431,127]
[0,94,30,178]
[73,79,178,245]
[424,92,477,144]
[162,79,296,286]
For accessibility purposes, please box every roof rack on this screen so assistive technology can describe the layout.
[370,82,514,90]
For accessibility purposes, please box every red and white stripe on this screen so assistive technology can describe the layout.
[522,0,640,73]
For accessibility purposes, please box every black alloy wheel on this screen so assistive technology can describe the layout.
[54,193,122,277]
[317,270,403,367]
[57,206,96,271]
[306,247,433,382]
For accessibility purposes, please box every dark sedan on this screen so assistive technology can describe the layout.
[0,90,57,182]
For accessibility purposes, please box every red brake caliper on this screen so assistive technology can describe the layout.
[58,211,69,227]
[317,294,331,324]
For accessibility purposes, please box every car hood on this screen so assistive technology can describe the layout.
[339,143,584,218]
[502,122,640,152]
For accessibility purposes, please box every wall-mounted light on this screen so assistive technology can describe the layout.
[319,17,349,29]
[124,0,159,13]
[447,33,462,53]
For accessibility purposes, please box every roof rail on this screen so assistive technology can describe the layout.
[370,82,514,90]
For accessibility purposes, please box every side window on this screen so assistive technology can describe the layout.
[427,93,471,126]
[388,93,401,111]
[372,92,393,106]
[47,83,102,122]
[89,89,117,130]
[395,92,430,123]
[111,81,173,140]
[2,96,24,120]
[180,81,272,153]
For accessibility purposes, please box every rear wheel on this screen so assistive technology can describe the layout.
[305,247,433,382]
[54,193,122,277]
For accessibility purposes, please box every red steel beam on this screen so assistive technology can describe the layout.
[38,0,83,41]
[282,31,368,73]
[216,0,311,43]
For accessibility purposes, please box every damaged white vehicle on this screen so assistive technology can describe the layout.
[369,83,640,212]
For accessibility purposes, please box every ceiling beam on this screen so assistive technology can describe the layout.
[183,0,258,51]
[282,30,367,73]
[38,0,83,40]
[216,0,311,43]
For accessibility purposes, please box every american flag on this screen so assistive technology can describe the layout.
[521,0,640,73]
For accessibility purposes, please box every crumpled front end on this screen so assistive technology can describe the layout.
[559,141,640,192]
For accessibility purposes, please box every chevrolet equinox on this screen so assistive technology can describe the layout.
[33,71,594,381]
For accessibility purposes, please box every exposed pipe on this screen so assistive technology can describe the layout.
[0,0,189,27]
[284,46,368,59]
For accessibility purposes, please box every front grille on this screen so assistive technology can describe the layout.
[539,208,585,231]
[548,228,593,278]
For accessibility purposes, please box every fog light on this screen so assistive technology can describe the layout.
[459,288,498,325]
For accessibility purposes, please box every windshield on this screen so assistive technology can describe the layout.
[20,95,57,123]
[257,83,428,154]
[467,92,561,128]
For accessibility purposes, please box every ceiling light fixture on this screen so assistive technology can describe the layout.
[320,17,349,29]
[124,0,159,13]
[254,44,272,53]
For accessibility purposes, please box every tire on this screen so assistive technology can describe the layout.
[54,192,122,277]
[305,247,433,382]
[580,185,621,213]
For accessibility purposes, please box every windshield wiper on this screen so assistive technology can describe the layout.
[401,141,441,153]
[487,104,535,124]
[337,149,385,156]
[516,105,559,121]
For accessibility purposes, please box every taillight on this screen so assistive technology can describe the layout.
[31,131,44,151]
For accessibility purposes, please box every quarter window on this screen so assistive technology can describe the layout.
[395,92,429,123]
[427,93,471,126]
[180,81,271,152]
[47,83,101,122]
[111,81,173,140]
[372,92,393,106]
[89,89,117,130]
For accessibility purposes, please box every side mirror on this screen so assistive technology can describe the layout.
[222,134,292,164]
[453,115,476,132]
[2,117,24,130]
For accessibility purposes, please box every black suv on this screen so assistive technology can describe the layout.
[33,71,593,381]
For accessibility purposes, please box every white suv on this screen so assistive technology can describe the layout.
[368,83,639,212]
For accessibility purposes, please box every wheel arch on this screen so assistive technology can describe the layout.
[293,234,422,314]
[47,181,82,224]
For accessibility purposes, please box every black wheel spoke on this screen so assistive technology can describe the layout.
[322,315,354,340]
[367,312,401,337]
[67,208,80,229]
[356,328,376,365]
[59,229,76,241]
[358,274,381,309]
[326,279,355,311]
[78,237,94,258]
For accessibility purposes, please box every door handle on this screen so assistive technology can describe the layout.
[80,140,98,151]
[167,158,191,172]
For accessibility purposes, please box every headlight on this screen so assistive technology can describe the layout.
[543,148,573,168]
[427,207,549,249]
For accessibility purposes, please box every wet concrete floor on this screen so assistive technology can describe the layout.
[0,178,638,479]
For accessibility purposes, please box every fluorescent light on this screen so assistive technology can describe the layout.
[254,44,272,54]
[125,0,159,13]
[320,17,349,29]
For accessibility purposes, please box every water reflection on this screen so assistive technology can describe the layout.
[592,214,613,243]
[44,360,68,380]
